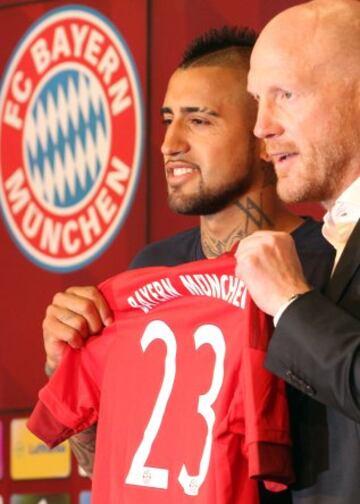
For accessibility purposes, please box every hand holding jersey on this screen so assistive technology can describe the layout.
[43,286,113,370]
[30,255,294,503]
[235,231,310,316]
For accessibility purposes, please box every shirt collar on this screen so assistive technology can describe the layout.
[336,176,360,207]
[322,176,360,249]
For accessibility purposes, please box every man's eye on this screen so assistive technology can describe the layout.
[191,117,209,126]
[280,91,293,100]
[162,117,172,126]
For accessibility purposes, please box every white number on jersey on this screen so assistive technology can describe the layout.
[178,324,225,495]
[125,320,176,489]
[125,320,226,496]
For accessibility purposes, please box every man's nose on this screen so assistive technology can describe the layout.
[161,121,190,156]
[253,98,284,139]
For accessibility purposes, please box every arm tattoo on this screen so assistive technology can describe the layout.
[69,424,97,477]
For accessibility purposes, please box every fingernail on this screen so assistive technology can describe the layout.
[104,316,113,327]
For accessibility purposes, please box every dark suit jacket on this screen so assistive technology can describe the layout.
[266,218,360,504]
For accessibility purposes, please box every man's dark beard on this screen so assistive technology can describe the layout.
[168,172,254,215]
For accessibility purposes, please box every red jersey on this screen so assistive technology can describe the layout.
[28,254,293,503]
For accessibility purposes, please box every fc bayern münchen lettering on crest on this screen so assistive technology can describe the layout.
[0,6,144,271]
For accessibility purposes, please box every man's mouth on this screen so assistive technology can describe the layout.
[270,152,298,164]
[172,167,194,177]
[165,161,199,182]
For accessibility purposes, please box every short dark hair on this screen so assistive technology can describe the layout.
[180,26,257,68]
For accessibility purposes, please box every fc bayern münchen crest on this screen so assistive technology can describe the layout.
[0,6,144,272]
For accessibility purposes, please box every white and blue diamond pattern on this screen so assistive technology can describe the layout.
[24,66,110,211]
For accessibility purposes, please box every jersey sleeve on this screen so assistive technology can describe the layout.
[27,326,115,448]
[237,300,294,491]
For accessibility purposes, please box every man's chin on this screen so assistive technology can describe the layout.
[276,178,317,204]
[276,185,301,204]
[167,179,252,215]
[168,198,202,215]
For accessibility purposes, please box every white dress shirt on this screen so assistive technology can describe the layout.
[322,176,360,268]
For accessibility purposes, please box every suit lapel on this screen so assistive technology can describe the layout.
[326,218,360,302]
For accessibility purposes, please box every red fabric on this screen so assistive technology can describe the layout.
[27,400,75,448]
[28,254,293,503]
[248,442,292,492]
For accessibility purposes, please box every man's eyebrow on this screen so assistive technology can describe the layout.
[160,106,219,117]
[182,106,219,116]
